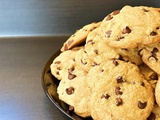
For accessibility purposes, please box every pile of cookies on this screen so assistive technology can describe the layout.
[50,6,160,120]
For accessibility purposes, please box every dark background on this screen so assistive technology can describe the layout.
[0,0,159,37]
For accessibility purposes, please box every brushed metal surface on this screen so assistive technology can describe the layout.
[0,36,69,120]
[0,0,159,36]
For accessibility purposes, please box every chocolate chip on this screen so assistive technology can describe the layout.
[57,67,61,70]
[83,29,87,32]
[117,36,124,41]
[149,47,159,61]
[64,44,68,51]
[116,76,125,83]
[138,49,143,56]
[90,27,97,31]
[92,62,100,67]
[152,47,159,55]
[69,105,74,111]
[138,101,147,109]
[106,30,112,38]
[112,10,120,15]
[149,72,158,80]
[68,40,74,47]
[115,87,123,95]
[132,81,136,85]
[68,67,75,73]
[87,40,92,43]
[68,73,77,80]
[141,82,145,87]
[84,50,87,53]
[66,87,74,95]
[94,50,98,55]
[116,98,123,106]
[118,55,124,61]
[56,71,60,75]
[121,48,128,51]
[142,8,149,12]
[101,93,110,99]
[150,31,157,36]
[148,55,158,61]
[122,26,131,34]
[101,69,104,72]
[81,59,87,65]
[87,40,95,45]
[112,59,119,66]
[55,61,61,64]
[147,112,156,120]
[130,61,135,64]
[106,14,113,21]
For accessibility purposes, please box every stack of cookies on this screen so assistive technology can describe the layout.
[50,5,160,120]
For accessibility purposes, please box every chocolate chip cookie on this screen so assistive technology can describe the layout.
[57,75,91,117]
[88,60,154,120]
[84,27,143,66]
[139,42,160,75]
[84,28,120,64]
[98,6,160,48]
[139,63,159,89]
[50,47,83,80]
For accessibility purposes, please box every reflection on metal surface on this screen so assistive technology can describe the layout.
[42,50,92,120]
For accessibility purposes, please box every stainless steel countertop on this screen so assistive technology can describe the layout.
[0,36,70,120]
[0,0,160,120]
[0,0,159,36]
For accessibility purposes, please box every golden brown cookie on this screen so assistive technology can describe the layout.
[84,28,120,64]
[139,63,159,89]
[50,47,83,80]
[88,60,154,120]
[84,27,143,66]
[57,75,91,117]
[115,47,143,65]
[74,47,93,72]
[98,5,160,49]
[139,42,160,75]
